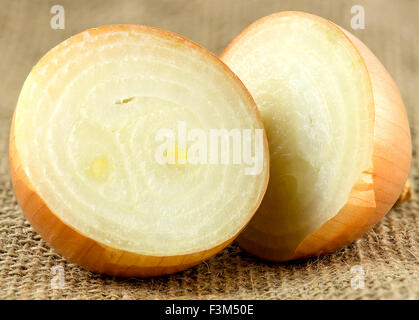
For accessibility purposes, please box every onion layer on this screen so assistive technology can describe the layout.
[221,12,411,261]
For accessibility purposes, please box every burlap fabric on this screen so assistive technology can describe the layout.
[0,0,417,299]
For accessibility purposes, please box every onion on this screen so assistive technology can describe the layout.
[220,12,411,261]
[10,25,269,276]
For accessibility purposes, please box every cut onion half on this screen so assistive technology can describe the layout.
[221,12,411,261]
[10,25,269,276]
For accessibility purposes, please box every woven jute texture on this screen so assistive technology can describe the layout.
[0,0,418,299]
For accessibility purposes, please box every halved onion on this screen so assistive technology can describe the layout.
[10,25,269,276]
[221,12,411,261]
